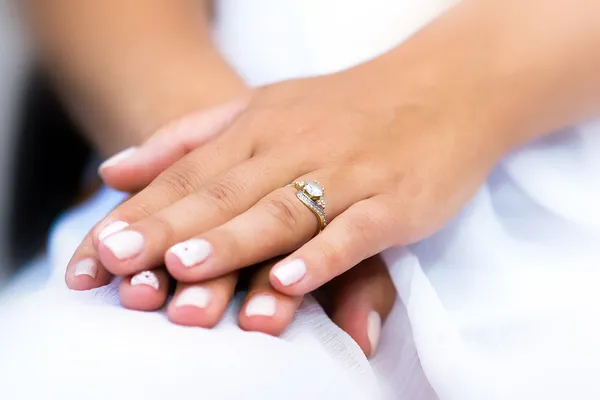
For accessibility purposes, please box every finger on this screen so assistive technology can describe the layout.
[93,129,253,242]
[64,131,252,282]
[168,272,238,328]
[67,99,249,288]
[238,261,303,336]
[67,134,249,285]
[165,170,374,283]
[119,268,170,311]
[318,255,396,358]
[270,196,397,296]
[97,157,293,276]
[99,97,250,193]
[65,235,114,290]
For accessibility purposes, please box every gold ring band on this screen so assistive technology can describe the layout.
[287,181,328,236]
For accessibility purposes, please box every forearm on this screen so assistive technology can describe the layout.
[369,0,600,158]
[24,0,246,155]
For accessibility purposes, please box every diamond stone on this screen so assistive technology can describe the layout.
[304,181,324,198]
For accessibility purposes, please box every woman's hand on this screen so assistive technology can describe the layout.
[30,0,401,358]
[68,4,508,328]
[67,21,501,345]
[69,85,398,358]
[84,51,503,294]
[67,0,600,353]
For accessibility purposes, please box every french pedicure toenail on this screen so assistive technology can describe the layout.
[175,286,212,309]
[73,259,98,279]
[169,239,212,267]
[98,220,129,241]
[131,271,160,291]
[367,311,382,356]
[272,259,307,286]
[102,230,145,260]
[99,147,138,170]
[245,294,277,317]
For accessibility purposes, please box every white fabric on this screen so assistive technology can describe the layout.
[215,1,600,398]
[0,188,433,400]
[2,1,600,399]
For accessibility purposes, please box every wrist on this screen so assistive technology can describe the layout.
[64,46,247,156]
[367,0,600,159]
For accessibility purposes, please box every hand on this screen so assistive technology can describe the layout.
[66,50,497,343]
[68,3,564,354]
[67,0,600,361]
[79,61,500,292]
[70,97,397,357]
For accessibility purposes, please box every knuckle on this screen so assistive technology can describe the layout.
[157,161,206,198]
[117,201,155,221]
[261,193,303,232]
[317,240,346,270]
[344,212,378,239]
[103,195,159,226]
[158,170,197,199]
[199,174,244,212]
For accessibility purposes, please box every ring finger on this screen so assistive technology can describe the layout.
[164,167,377,283]
[95,156,295,276]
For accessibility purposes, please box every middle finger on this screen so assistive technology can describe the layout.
[96,156,296,276]
[164,169,374,283]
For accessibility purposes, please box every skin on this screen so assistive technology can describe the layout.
[65,0,600,338]
[25,0,397,356]
[23,0,246,156]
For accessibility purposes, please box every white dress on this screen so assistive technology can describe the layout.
[2,1,600,399]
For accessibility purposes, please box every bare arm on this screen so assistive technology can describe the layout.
[23,0,246,155]
[378,0,600,152]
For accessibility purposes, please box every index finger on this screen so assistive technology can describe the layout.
[99,97,250,193]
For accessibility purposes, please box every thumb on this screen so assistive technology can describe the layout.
[98,95,250,193]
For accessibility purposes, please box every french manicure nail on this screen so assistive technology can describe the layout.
[73,258,98,279]
[272,259,307,286]
[175,286,212,309]
[99,147,138,170]
[367,311,382,356]
[169,239,212,267]
[131,271,160,291]
[98,220,129,241]
[102,230,144,260]
[245,294,277,317]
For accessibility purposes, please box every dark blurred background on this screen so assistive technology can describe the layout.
[0,5,93,287]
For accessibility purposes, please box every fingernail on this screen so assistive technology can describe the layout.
[99,147,138,170]
[272,259,306,286]
[175,286,212,309]
[131,271,160,291]
[98,220,129,241]
[367,311,382,356]
[169,239,212,267]
[73,258,98,279]
[245,294,277,317]
[102,230,145,260]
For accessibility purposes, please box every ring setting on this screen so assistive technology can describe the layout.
[287,180,328,235]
